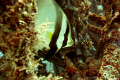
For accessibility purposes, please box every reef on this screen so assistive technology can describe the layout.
[0,0,40,80]
[0,0,120,80]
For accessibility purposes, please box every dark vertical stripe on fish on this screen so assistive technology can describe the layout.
[62,20,69,47]
[43,1,63,60]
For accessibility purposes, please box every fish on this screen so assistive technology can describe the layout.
[36,0,73,60]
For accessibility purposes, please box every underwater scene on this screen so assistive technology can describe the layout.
[0,0,120,80]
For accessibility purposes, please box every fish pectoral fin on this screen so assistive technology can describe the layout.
[43,46,58,61]
[46,31,53,41]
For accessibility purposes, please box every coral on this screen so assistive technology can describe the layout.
[39,73,63,80]
[0,0,40,80]
[50,0,120,79]
[60,57,82,79]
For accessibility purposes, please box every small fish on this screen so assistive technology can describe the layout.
[37,0,73,60]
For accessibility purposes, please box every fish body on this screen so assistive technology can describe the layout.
[36,0,73,60]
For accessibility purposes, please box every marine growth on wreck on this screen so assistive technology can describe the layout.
[0,0,120,80]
